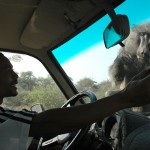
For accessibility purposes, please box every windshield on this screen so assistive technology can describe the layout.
[52,0,150,99]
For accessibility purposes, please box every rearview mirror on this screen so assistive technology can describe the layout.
[103,15,130,48]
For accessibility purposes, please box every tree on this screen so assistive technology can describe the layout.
[76,77,97,91]
[4,73,66,110]
[95,80,112,98]
[23,83,66,109]
[36,76,55,87]
[3,71,112,110]
[19,71,37,91]
[76,77,112,100]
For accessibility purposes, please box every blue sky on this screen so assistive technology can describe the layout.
[53,0,150,65]
[116,0,150,26]
[52,0,150,83]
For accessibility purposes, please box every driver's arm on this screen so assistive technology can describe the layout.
[29,67,150,138]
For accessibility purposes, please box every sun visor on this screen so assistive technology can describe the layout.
[20,0,122,50]
[20,0,98,50]
[20,1,69,50]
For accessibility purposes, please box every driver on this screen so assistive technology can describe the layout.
[1,52,150,150]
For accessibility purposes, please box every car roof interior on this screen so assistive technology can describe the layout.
[0,0,125,98]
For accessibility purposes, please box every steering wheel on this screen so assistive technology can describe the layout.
[57,90,97,150]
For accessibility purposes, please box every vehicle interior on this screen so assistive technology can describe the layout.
[0,0,150,150]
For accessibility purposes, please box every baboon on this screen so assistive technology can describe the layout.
[108,22,150,111]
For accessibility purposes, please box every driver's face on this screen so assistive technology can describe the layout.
[0,55,18,102]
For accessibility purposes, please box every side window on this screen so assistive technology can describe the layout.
[2,52,66,111]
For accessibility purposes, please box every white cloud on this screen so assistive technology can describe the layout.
[62,43,120,83]
[3,52,49,78]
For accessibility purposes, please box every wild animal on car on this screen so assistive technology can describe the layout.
[108,22,150,111]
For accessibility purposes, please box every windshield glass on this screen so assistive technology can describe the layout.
[52,0,150,99]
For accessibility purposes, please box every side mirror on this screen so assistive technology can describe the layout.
[103,15,130,48]
[31,103,45,113]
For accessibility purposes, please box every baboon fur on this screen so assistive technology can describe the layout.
[108,22,150,112]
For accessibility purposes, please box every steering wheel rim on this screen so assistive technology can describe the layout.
[58,90,97,150]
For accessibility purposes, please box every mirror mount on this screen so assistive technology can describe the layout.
[103,3,130,48]
[104,3,117,19]
[104,3,122,34]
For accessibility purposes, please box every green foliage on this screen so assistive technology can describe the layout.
[4,71,66,110]
[23,84,65,109]
[94,80,113,99]
[19,71,37,91]
[76,77,97,91]
[4,72,114,110]
[75,77,113,99]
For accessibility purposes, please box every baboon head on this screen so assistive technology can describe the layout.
[125,23,150,66]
